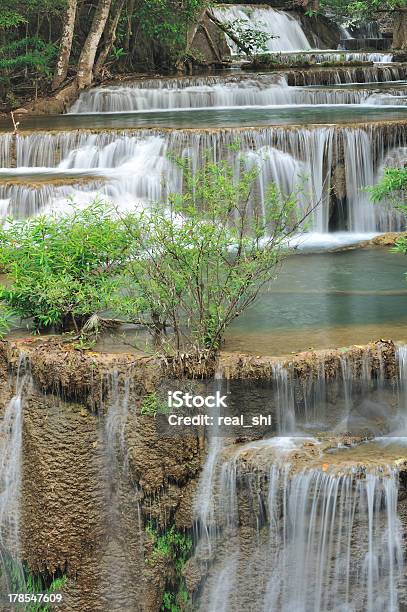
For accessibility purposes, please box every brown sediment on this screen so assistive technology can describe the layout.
[0,176,106,188]
[0,337,203,611]
[224,323,407,357]
[218,339,398,380]
[361,231,407,247]
[1,334,400,384]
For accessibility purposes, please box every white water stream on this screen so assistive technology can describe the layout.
[211,6,311,54]
[193,349,407,611]
[0,356,30,590]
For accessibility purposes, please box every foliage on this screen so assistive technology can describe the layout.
[115,157,311,357]
[146,523,192,566]
[320,0,406,25]
[0,1,65,95]
[0,11,27,29]
[369,167,407,207]
[370,167,407,260]
[137,0,211,59]
[0,37,57,75]
[0,203,132,333]
[1,558,67,612]
[226,18,276,55]
[0,306,11,338]
[146,523,193,611]
[140,391,169,416]
[162,584,191,612]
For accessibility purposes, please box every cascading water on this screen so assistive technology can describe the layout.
[69,76,407,113]
[194,370,227,544]
[68,68,407,115]
[0,356,30,591]
[260,467,403,612]
[0,123,405,235]
[288,64,406,85]
[395,345,407,433]
[0,180,106,218]
[194,350,406,611]
[196,451,405,611]
[314,52,393,63]
[343,130,407,232]
[211,6,311,54]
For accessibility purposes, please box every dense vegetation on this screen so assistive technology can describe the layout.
[0,0,406,110]
[0,160,309,361]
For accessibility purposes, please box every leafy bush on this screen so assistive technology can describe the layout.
[137,0,210,60]
[0,203,132,332]
[226,18,276,55]
[140,391,169,416]
[115,158,310,356]
[0,37,57,74]
[369,167,407,208]
[146,523,192,564]
[370,167,407,259]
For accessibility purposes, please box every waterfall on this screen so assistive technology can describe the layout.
[266,52,393,64]
[343,128,376,232]
[366,92,407,106]
[211,6,311,54]
[311,52,394,63]
[0,134,12,167]
[105,370,130,461]
[0,356,29,590]
[271,363,296,434]
[196,450,404,611]
[194,371,227,543]
[68,68,407,116]
[260,467,403,612]
[344,130,407,232]
[396,345,407,433]
[0,127,335,230]
[288,64,406,85]
[1,124,405,232]
[70,76,295,113]
[99,371,142,610]
[0,180,106,218]
[68,76,407,113]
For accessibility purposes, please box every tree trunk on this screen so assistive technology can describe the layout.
[208,13,251,55]
[393,9,407,50]
[124,0,136,53]
[94,0,126,78]
[77,0,113,89]
[52,0,78,90]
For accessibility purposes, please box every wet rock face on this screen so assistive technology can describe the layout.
[0,340,204,611]
[299,12,341,48]
[21,393,108,611]
[19,392,203,610]
[0,337,405,610]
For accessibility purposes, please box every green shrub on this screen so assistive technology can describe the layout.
[369,167,407,208]
[115,157,309,356]
[0,202,132,333]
